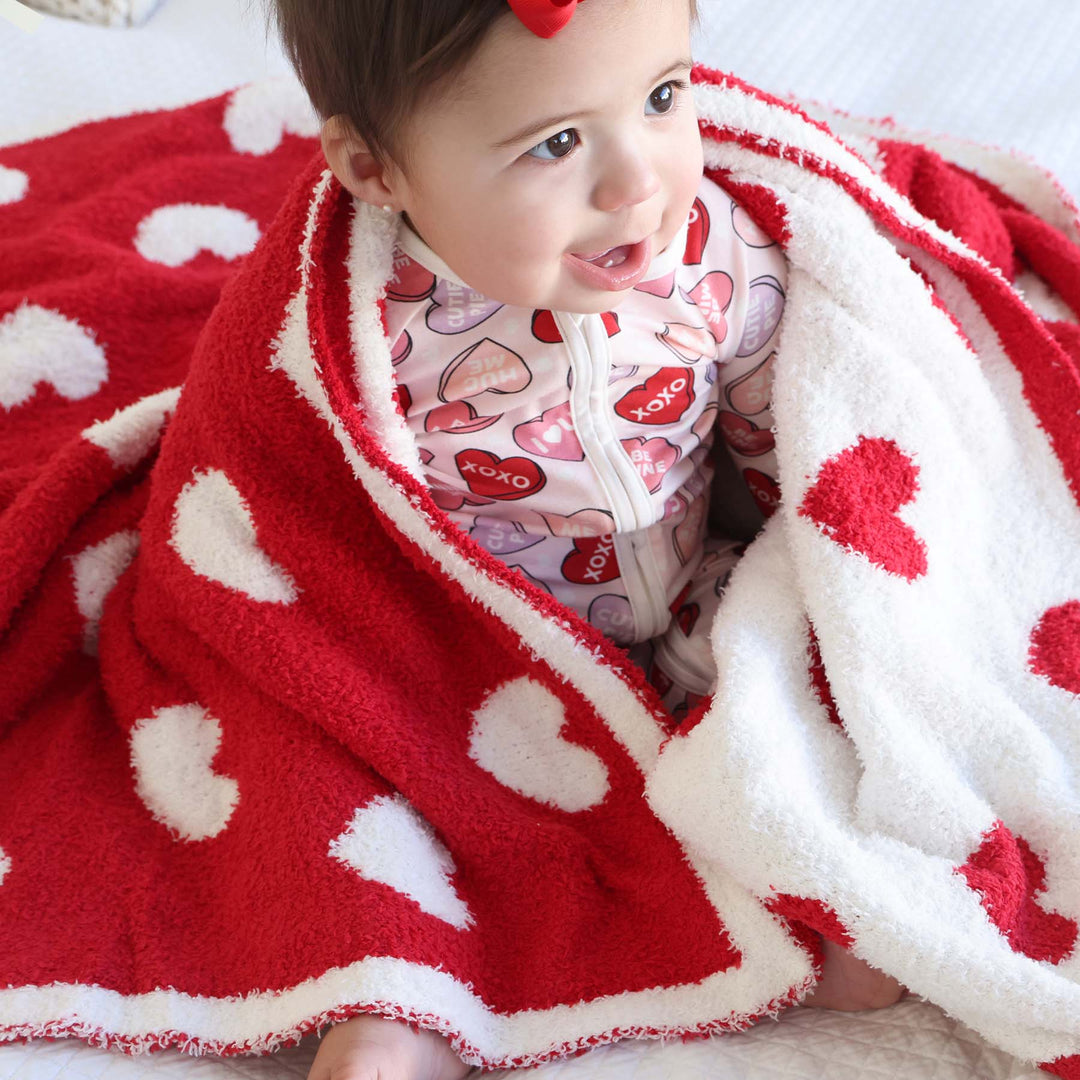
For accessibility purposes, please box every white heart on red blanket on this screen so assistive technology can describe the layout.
[129,704,240,842]
[222,78,321,155]
[83,386,181,469]
[1028,600,1080,695]
[798,435,929,580]
[0,165,28,205]
[69,530,140,656]
[0,301,108,410]
[468,677,609,813]
[329,793,472,930]
[133,205,260,268]
[169,468,300,603]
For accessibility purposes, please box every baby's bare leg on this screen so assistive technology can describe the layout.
[306,1013,471,1080]
[802,937,906,1011]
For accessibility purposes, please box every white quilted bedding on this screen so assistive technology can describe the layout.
[2,1,1076,1077]
[0,1001,1047,1080]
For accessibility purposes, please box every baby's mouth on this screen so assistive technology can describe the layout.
[572,244,635,269]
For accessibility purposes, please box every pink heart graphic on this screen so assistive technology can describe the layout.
[425,400,502,435]
[682,271,733,341]
[620,436,680,494]
[1029,600,1080,694]
[725,350,775,416]
[634,270,675,299]
[512,401,584,461]
[657,322,721,364]
[798,436,928,581]
[718,410,775,457]
[438,339,532,403]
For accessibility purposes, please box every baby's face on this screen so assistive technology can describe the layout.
[385,0,703,315]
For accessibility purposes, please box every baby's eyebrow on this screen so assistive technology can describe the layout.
[489,56,694,151]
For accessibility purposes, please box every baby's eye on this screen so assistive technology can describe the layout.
[645,79,683,115]
[522,79,687,163]
[526,128,577,162]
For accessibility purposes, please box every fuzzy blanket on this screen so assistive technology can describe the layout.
[1,70,1079,1075]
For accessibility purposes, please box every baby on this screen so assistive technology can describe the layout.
[268,0,905,1076]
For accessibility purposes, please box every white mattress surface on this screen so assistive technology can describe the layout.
[1,2,1076,1077]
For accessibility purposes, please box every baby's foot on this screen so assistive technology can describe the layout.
[306,1013,471,1080]
[801,937,906,1012]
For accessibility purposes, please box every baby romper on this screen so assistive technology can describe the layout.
[382,174,786,719]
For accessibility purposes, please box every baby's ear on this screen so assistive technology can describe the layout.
[320,115,400,211]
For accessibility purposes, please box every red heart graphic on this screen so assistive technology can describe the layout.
[530,309,619,343]
[718,410,775,457]
[386,251,436,302]
[614,368,695,425]
[743,468,780,518]
[1029,600,1080,694]
[454,449,546,501]
[957,822,1077,964]
[562,534,620,585]
[675,602,700,637]
[390,329,412,365]
[531,310,562,344]
[684,195,710,265]
[798,436,928,581]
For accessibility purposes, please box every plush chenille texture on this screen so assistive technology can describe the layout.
[1,68,1080,1077]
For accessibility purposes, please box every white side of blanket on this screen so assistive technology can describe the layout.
[648,84,1080,1067]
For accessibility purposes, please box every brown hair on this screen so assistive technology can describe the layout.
[264,0,699,181]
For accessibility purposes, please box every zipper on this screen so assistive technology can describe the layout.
[553,310,673,641]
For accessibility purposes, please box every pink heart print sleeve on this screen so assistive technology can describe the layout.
[382,175,786,719]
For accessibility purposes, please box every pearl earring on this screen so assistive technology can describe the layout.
[381,204,393,212]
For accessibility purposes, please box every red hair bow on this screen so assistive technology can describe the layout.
[505,0,585,38]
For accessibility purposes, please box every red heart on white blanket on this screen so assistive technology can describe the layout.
[798,436,928,580]
[956,821,1077,964]
[1028,600,1080,694]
